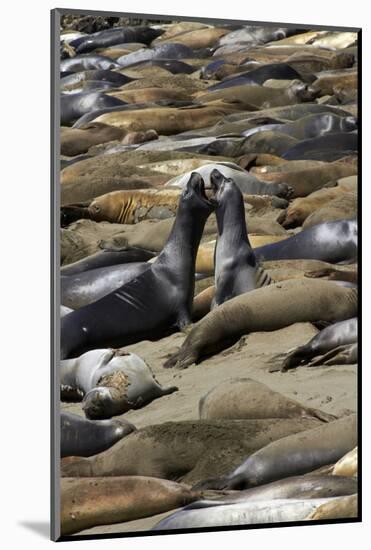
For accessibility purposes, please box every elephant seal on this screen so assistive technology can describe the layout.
[61,69,133,89]
[61,262,151,309]
[60,54,120,72]
[306,494,358,521]
[61,476,200,536]
[190,475,357,507]
[302,193,357,229]
[166,163,292,198]
[199,378,336,422]
[196,82,319,109]
[333,447,357,477]
[61,173,215,359]
[280,177,357,228]
[164,279,357,369]
[117,43,197,68]
[60,348,178,419]
[69,26,162,54]
[153,497,337,530]
[282,132,358,162]
[61,189,182,227]
[254,219,357,263]
[61,412,135,457]
[61,92,125,125]
[60,418,320,482]
[61,247,155,276]
[207,63,302,91]
[278,318,358,371]
[201,414,357,490]
[210,169,271,307]
[61,122,125,156]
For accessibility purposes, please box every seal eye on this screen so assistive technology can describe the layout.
[94,205,100,212]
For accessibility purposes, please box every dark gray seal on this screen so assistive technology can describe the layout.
[60,54,121,72]
[255,219,357,263]
[61,262,151,309]
[60,349,178,419]
[61,247,155,276]
[60,173,216,359]
[61,91,125,125]
[69,26,162,54]
[207,63,303,91]
[117,43,196,69]
[210,169,271,308]
[61,411,135,457]
[278,317,358,371]
[282,132,358,161]
[61,69,133,88]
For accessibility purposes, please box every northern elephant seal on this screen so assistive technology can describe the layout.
[60,418,321,483]
[61,476,200,536]
[164,279,357,370]
[202,414,357,490]
[254,219,357,263]
[61,412,135,457]
[210,169,271,307]
[153,497,337,530]
[60,348,178,419]
[199,378,336,422]
[61,91,125,125]
[280,317,358,371]
[305,494,358,521]
[61,173,216,359]
[333,447,357,477]
[61,247,155,276]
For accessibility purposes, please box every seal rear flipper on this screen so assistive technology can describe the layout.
[191,477,231,491]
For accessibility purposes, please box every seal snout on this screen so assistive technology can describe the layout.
[187,172,217,207]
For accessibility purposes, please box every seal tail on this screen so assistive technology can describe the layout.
[309,408,338,423]
[192,477,230,491]
[161,385,179,396]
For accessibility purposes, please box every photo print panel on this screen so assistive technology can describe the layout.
[51,8,361,541]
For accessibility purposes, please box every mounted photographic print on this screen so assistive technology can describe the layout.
[51,8,360,542]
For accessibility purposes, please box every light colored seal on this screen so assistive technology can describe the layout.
[164,279,358,370]
[305,494,357,521]
[60,348,178,419]
[153,497,338,530]
[60,417,321,483]
[61,476,201,535]
[333,447,357,477]
[199,378,336,422]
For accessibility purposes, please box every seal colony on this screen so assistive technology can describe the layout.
[58,14,359,538]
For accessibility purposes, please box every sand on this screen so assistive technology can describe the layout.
[62,320,357,535]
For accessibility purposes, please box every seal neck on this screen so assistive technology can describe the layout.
[216,195,251,247]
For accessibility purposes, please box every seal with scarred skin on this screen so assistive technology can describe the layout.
[278,317,358,371]
[164,279,357,370]
[60,348,178,419]
[199,378,336,422]
[60,417,321,482]
[61,173,215,359]
[61,262,151,309]
[210,169,272,308]
[61,476,201,536]
[199,414,356,490]
[61,411,135,457]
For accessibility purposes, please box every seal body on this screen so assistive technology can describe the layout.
[282,317,358,370]
[60,412,135,457]
[255,219,357,263]
[60,348,178,419]
[61,173,215,358]
[210,169,271,307]
[61,92,125,125]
